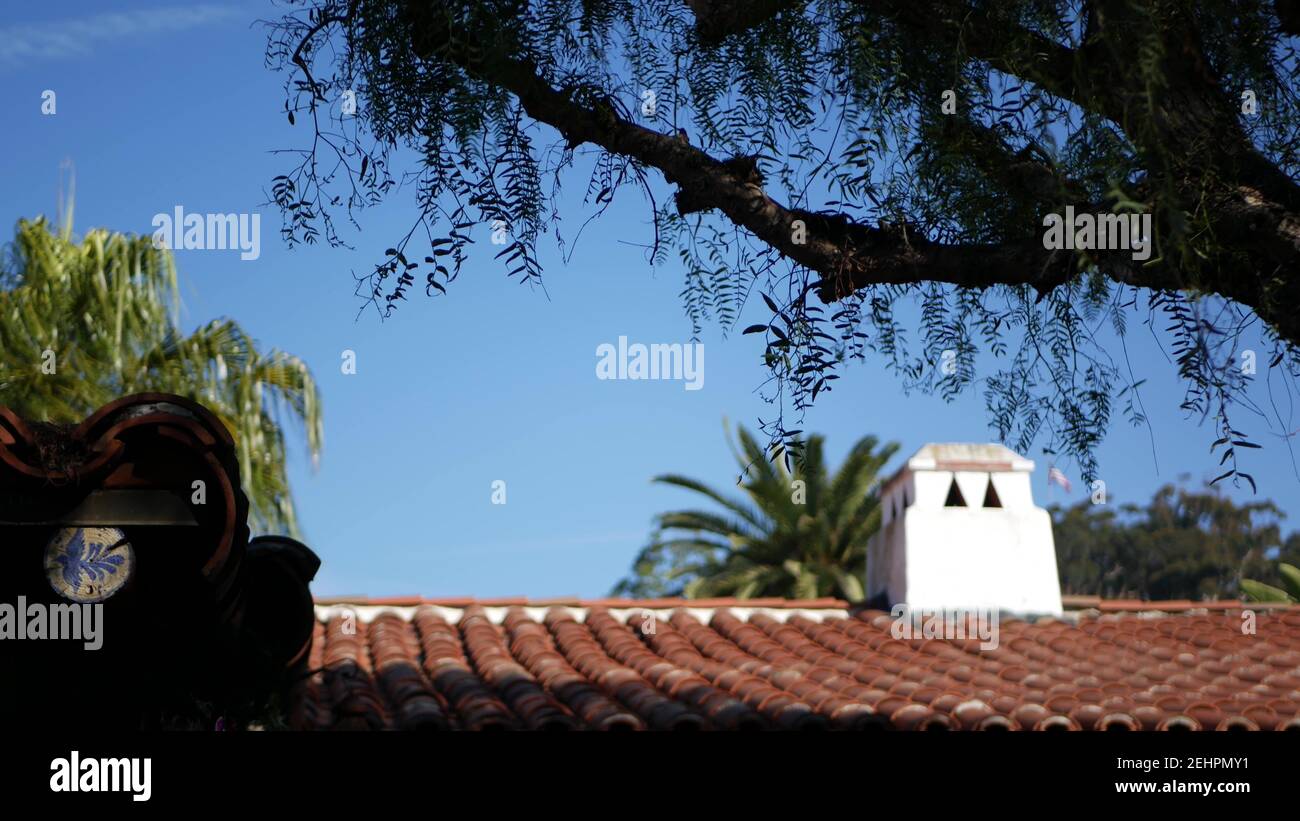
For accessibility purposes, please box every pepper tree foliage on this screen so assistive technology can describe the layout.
[264,0,1300,483]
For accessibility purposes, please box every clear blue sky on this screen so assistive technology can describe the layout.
[3,1,1298,597]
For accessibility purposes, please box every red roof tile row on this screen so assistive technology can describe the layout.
[290,599,1300,731]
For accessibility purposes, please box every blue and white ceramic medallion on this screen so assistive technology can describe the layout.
[44,526,134,603]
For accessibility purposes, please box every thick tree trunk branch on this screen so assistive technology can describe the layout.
[875,1,1110,117]
[686,0,1108,117]
[405,9,1166,303]
[398,1,1300,344]
[683,0,800,45]
[683,0,1300,341]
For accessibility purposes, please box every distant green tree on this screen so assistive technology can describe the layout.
[1051,483,1300,600]
[613,424,898,600]
[0,216,323,536]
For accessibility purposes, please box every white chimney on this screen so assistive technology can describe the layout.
[866,443,1063,616]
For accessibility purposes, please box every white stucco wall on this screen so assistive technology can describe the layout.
[904,506,1062,614]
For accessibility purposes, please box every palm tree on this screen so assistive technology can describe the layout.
[0,215,322,537]
[613,423,899,600]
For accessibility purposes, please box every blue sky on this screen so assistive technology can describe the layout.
[2,1,1298,597]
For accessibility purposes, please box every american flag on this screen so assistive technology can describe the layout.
[1047,466,1072,492]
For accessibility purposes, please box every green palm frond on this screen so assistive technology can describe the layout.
[1242,562,1300,603]
[1280,563,1300,601]
[656,510,762,544]
[797,436,827,514]
[652,474,767,532]
[615,421,899,601]
[0,216,322,537]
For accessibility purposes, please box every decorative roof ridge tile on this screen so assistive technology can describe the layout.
[365,595,423,606]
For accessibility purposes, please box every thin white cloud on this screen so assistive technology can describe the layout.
[0,5,243,67]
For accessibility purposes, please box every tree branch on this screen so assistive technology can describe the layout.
[683,0,800,45]
[392,1,1300,343]
[686,0,1114,118]
[404,9,1166,304]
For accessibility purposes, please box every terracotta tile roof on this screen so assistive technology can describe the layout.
[291,598,1300,731]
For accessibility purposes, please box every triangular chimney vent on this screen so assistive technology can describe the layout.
[982,478,1002,508]
[943,477,967,507]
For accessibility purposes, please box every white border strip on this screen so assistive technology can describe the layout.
[312,604,851,625]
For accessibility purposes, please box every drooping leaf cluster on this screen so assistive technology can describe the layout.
[265,0,1300,481]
